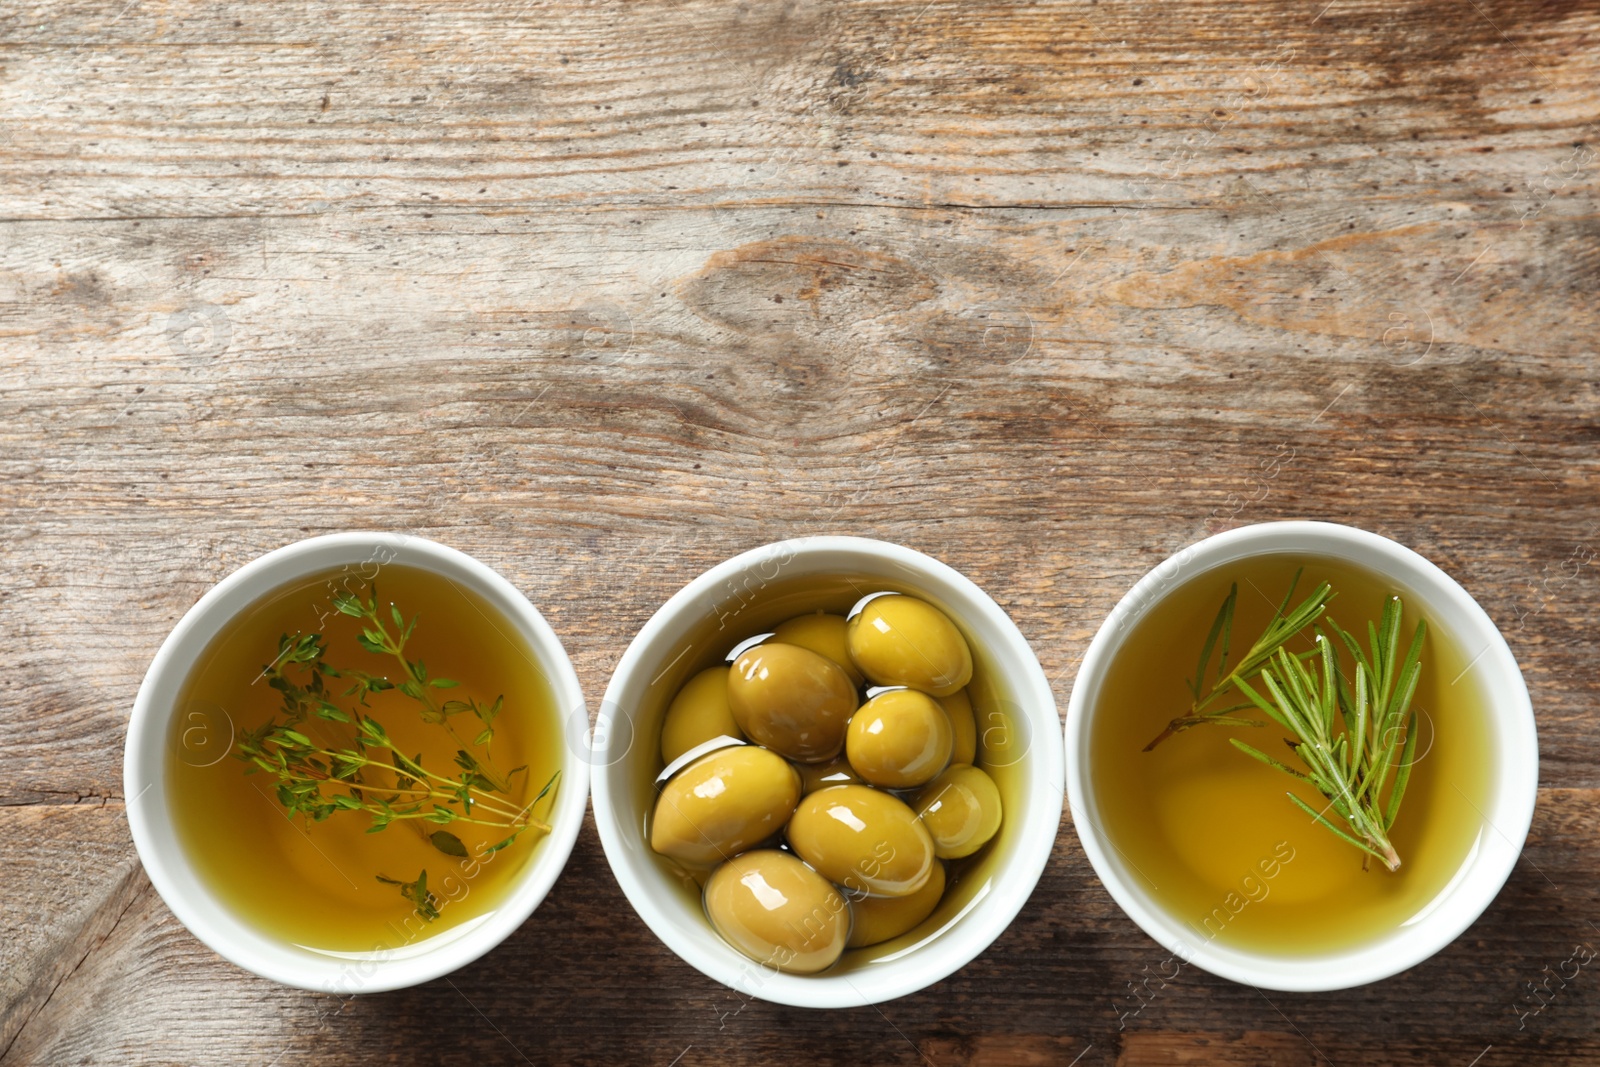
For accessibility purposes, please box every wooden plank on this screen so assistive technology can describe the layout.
[0,804,141,1056]
[0,1,1595,219]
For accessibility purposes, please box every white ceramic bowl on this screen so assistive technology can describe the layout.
[591,536,1063,1008]
[1065,520,1538,991]
[123,532,590,992]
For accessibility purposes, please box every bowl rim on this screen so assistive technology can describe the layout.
[122,531,590,992]
[591,534,1064,1008]
[1064,519,1539,991]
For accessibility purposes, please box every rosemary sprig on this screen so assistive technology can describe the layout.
[1142,570,1334,750]
[234,582,558,919]
[1229,596,1426,872]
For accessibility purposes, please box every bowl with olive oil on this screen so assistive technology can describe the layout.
[1066,521,1537,990]
[123,533,589,992]
[591,536,1064,1008]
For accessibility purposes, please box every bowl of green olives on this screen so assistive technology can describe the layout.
[591,536,1063,1008]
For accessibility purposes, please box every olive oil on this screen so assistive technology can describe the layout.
[166,564,561,955]
[1089,554,1494,955]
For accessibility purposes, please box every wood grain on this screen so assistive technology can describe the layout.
[2,0,1597,1063]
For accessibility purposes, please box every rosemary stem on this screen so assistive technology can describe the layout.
[1143,578,1331,751]
[1141,661,1286,751]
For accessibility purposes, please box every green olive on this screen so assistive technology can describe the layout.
[786,784,935,898]
[798,755,862,794]
[846,595,972,697]
[772,612,865,686]
[727,642,857,763]
[913,764,1003,859]
[847,860,946,949]
[650,746,801,866]
[704,850,849,974]
[936,688,977,766]
[660,666,745,764]
[845,689,953,789]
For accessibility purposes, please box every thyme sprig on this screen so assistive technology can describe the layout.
[1230,596,1426,872]
[234,582,558,919]
[1142,570,1334,751]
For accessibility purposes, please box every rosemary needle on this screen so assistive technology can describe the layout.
[1147,571,1426,871]
[1142,569,1334,751]
[1230,597,1426,872]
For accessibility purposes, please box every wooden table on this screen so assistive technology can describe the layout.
[3,1,1597,1063]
